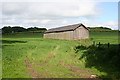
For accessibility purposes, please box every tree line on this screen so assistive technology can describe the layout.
[88,26,113,32]
[1,26,47,34]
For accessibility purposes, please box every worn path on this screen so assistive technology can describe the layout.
[24,45,97,78]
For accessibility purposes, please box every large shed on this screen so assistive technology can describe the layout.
[44,23,89,40]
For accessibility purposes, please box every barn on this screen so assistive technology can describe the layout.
[44,23,89,40]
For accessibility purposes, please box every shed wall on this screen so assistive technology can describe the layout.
[44,25,89,40]
[44,31,74,40]
[73,25,89,40]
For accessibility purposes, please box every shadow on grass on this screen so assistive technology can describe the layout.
[2,40,27,44]
[2,44,15,48]
[74,44,120,79]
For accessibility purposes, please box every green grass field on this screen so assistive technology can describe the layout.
[1,31,119,78]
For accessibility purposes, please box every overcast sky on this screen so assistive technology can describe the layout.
[0,0,119,30]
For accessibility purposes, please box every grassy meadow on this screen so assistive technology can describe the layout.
[1,31,119,78]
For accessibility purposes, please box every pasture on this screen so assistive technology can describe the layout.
[2,31,119,78]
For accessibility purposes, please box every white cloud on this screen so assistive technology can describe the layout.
[104,21,118,26]
[40,19,51,24]
[103,21,118,30]
[0,0,118,30]
[62,20,68,24]
[2,2,27,16]
[2,1,98,17]
[80,20,118,30]
[1,0,100,29]
[1,0,119,2]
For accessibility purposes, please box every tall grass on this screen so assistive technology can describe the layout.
[74,44,120,79]
[2,31,118,78]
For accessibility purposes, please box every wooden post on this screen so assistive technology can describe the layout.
[108,43,110,48]
[98,42,100,48]
[93,41,95,46]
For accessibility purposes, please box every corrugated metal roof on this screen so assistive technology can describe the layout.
[45,23,88,33]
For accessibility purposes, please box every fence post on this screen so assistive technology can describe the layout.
[93,41,95,46]
[108,43,110,48]
[98,42,100,48]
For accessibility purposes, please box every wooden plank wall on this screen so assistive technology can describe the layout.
[73,26,89,40]
[44,31,74,40]
[44,26,89,40]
